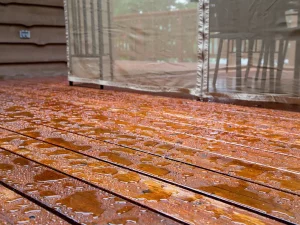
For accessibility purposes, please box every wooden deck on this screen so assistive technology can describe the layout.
[0,76,299,225]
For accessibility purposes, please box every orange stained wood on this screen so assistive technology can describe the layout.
[0,76,299,224]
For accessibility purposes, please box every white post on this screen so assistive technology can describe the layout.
[197,0,210,98]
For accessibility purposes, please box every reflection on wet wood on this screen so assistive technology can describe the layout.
[0,77,299,224]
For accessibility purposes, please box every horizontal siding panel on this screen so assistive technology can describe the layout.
[0,25,66,45]
[0,62,67,78]
[0,0,64,7]
[0,44,66,63]
[0,4,65,26]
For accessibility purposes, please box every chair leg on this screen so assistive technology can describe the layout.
[245,39,255,81]
[226,40,230,73]
[295,39,300,80]
[213,38,224,86]
[261,41,270,91]
[69,81,74,86]
[276,40,288,92]
[262,41,270,80]
[236,38,242,88]
[294,39,300,96]
[255,40,265,80]
[269,40,276,92]
[276,40,284,82]
[276,40,288,82]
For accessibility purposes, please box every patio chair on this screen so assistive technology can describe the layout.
[247,0,298,94]
[211,0,256,88]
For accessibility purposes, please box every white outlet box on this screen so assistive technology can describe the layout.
[20,30,31,39]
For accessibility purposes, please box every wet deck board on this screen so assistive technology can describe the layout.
[0,184,69,225]
[0,77,299,224]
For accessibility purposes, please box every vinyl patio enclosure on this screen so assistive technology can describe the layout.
[64,0,300,104]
